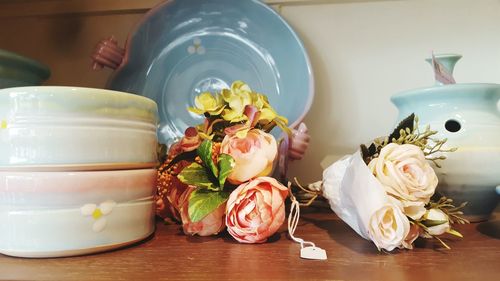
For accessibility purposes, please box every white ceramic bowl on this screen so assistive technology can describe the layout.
[0,169,156,258]
[0,86,158,170]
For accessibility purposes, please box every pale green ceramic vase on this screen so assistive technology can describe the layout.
[391,54,500,222]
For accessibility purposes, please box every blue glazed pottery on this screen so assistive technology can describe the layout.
[391,54,500,222]
[106,0,314,145]
[0,49,50,88]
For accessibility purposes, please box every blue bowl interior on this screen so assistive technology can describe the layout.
[108,0,313,144]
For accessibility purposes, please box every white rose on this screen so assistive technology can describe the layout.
[402,201,427,221]
[368,203,410,251]
[368,143,438,217]
[424,209,450,236]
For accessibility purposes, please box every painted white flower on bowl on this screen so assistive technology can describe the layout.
[80,200,117,232]
[187,38,205,55]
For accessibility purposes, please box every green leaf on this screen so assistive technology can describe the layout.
[422,219,448,227]
[368,143,377,156]
[198,140,219,178]
[157,143,168,164]
[177,162,217,190]
[163,150,197,171]
[188,189,229,222]
[360,144,371,164]
[446,229,463,238]
[388,113,415,143]
[217,154,235,187]
[275,118,292,137]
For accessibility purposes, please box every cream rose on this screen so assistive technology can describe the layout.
[225,177,288,243]
[368,143,438,218]
[220,129,277,184]
[368,203,410,251]
[423,208,450,236]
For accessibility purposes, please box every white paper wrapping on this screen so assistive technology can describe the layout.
[321,150,391,241]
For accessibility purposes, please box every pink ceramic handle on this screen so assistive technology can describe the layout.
[289,122,310,161]
[91,36,125,70]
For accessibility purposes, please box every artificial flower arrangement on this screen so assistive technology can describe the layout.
[296,114,468,251]
[156,81,293,243]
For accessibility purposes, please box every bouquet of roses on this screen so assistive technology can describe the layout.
[156,81,297,243]
[296,114,467,251]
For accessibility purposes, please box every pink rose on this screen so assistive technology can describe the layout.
[226,177,288,243]
[220,129,277,184]
[402,223,421,249]
[180,127,201,152]
[156,132,201,222]
[156,157,191,222]
[179,186,226,236]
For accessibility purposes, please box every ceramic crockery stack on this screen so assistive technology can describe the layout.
[0,86,159,257]
[391,54,500,222]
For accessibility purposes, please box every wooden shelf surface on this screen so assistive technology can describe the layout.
[0,209,499,281]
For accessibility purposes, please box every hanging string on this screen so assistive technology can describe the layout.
[288,183,317,249]
[280,128,326,260]
[287,182,327,260]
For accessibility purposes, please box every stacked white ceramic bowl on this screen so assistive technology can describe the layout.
[0,86,159,258]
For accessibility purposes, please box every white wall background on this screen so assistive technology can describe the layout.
[283,0,500,182]
[1,0,499,182]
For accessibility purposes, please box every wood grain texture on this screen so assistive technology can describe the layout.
[0,0,400,18]
[0,209,498,281]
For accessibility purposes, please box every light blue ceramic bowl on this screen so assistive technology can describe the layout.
[0,49,50,88]
[107,0,313,145]
[391,54,500,221]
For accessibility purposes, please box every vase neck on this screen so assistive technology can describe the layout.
[425,54,462,85]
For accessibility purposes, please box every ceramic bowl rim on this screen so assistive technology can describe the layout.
[0,168,156,178]
[0,85,158,108]
[391,83,500,103]
[0,49,51,80]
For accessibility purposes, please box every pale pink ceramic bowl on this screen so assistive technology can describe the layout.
[0,169,157,258]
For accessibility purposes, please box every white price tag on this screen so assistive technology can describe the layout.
[300,246,327,260]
